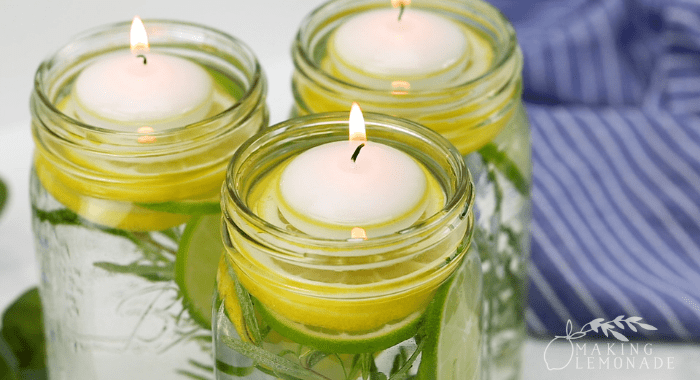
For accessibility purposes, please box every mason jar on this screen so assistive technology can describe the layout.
[291,0,530,378]
[214,111,481,379]
[30,19,267,380]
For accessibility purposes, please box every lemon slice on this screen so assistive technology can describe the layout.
[176,213,224,329]
[233,161,452,334]
[257,300,422,354]
[418,256,481,380]
[33,149,224,231]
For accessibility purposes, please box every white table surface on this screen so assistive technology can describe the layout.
[1,1,698,379]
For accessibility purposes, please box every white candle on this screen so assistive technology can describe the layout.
[278,103,428,239]
[330,6,470,89]
[73,16,213,131]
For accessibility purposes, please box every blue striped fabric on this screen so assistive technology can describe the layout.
[490,0,700,339]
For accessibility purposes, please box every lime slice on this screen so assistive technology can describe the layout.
[176,213,224,329]
[137,201,220,215]
[256,300,422,354]
[0,177,7,216]
[418,257,481,380]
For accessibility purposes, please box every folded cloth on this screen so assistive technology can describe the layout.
[491,0,700,340]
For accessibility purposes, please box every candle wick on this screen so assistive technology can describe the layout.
[136,54,147,65]
[398,4,405,21]
[351,143,365,163]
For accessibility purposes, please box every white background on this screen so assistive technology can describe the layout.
[0,1,698,378]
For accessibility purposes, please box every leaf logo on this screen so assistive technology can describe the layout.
[543,316,657,370]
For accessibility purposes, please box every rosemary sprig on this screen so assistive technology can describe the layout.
[388,340,424,380]
[93,261,174,282]
[220,336,332,380]
[477,143,530,196]
[225,255,263,344]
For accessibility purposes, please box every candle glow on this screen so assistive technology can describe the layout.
[137,126,156,143]
[390,0,411,8]
[351,227,368,240]
[391,80,411,95]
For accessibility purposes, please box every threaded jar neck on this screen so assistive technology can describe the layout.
[221,112,475,299]
[291,0,523,155]
[31,19,268,203]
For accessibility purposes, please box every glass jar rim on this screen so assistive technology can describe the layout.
[32,18,265,140]
[223,111,474,250]
[292,0,520,95]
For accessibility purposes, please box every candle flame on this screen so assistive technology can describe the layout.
[351,227,368,240]
[349,102,367,142]
[391,0,411,7]
[130,16,150,54]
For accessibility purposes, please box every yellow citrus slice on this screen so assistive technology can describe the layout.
[225,158,457,334]
[256,298,423,354]
[234,262,446,333]
[33,149,223,231]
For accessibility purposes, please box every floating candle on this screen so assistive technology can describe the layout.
[278,103,428,239]
[329,5,470,89]
[73,16,213,131]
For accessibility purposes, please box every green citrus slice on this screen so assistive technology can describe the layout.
[137,201,220,215]
[257,299,422,354]
[0,177,7,216]
[176,213,224,329]
[418,257,481,380]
